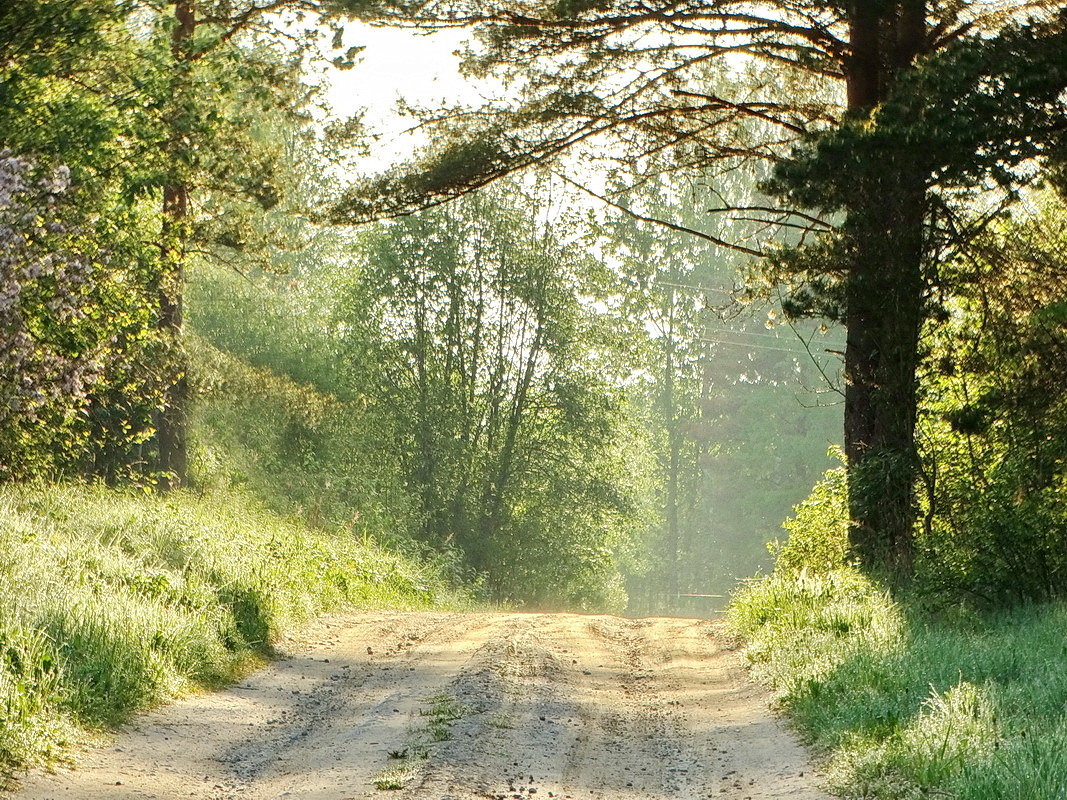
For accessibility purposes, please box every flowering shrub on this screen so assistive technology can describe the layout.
[0,151,158,480]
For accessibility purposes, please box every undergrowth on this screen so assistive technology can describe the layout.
[730,570,1067,799]
[0,482,452,783]
[188,333,418,541]
[728,458,1067,799]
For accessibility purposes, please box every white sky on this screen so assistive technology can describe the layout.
[318,22,489,169]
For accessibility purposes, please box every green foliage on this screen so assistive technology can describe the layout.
[0,481,448,781]
[0,4,174,483]
[757,11,1067,581]
[916,195,1067,605]
[0,0,121,163]
[771,452,849,575]
[186,255,428,575]
[333,133,516,223]
[590,164,843,614]
[334,187,654,610]
[763,11,1067,342]
[188,330,417,544]
[768,15,1067,219]
[0,153,162,482]
[0,0,353,484]
[0,0,115,70]
[730,569,1067,798]
[763,197,1067,608]
[190,182,656,611]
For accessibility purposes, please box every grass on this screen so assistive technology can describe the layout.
[371,692,469,791]
[372,762,420,790]
[420,693,468,742]
[728,568,1067,799]
[0,481,455,784]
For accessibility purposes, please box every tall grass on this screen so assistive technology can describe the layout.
[0,482,452,782]
[188,334,418,541]
[729,569,1067,799]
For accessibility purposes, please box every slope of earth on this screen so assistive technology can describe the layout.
[10,612,827,800]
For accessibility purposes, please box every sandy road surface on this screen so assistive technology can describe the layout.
[12,612,827,800]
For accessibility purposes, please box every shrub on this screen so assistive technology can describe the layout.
[770,449,850,575]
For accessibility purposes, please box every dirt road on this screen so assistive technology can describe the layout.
[13,612,827,800]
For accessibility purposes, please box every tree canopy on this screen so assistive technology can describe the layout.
[1,0,1066,607]
[326,0,1067,582]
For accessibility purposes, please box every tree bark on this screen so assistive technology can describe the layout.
[662,286,681,605]
[842,174,925,577]
[842,0,928,580]
[158,184,189,488]
[155,0,196,489]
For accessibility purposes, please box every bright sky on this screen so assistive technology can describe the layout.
[319,22,488,168]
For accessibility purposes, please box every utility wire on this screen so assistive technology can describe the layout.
[696,336,813,355]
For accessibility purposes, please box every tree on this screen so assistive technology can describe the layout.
[598,166,841,611]
[0,150,163,480]
[144,0,338,486]
[1,0,362,485]
[767,9,1067,578]
[334,185,653,607]
[25,0,357,487]
[1,3,166,482]
[330,0,1066,582]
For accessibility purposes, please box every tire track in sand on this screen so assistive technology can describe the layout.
[10,613,827,800]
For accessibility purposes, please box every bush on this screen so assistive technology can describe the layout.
[770,450,850,575]
[914,198,1067,605]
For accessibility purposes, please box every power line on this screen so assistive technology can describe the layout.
[704,328,819,343]
[696,336,810,355]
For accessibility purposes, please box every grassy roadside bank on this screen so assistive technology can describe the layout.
[728,568,1067,799]
[0,482,456,784]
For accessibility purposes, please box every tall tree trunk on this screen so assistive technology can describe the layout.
[158,185,189,488]
[842,0,927,580]
[842,175,925,577]
[662,287,681,606]
[413,286,442,542]
[476,320,545,575]
[156,0,196,488]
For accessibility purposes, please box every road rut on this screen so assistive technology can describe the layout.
[12,612,827,800]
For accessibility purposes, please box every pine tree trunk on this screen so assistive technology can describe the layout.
[841,0,927,580]
[843,175,925,577]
